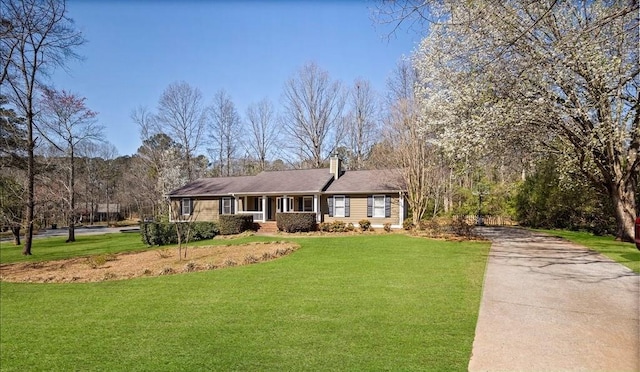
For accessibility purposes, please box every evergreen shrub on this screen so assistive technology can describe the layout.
[140,221,219,246]
[219,215,254,235]
[276,212,316,232]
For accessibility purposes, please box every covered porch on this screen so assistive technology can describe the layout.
[232,194,322,223]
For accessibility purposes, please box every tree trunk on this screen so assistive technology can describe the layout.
[11,226,21,246]
[67,148,76,243]
[67,222,75,243]
[610,180,636,242]
[22,112,35,255]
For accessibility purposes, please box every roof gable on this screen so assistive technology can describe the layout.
[324,169,405,194]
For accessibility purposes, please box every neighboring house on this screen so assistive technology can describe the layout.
[167,156,407,229]
[95,203,121,222]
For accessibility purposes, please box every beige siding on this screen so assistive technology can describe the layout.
[322,194,402,227]
[193,198,221,222]
[171,197,220,222]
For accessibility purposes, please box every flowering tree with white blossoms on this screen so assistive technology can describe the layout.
[396,0,638,241]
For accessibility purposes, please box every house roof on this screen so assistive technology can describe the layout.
[167,176,256,197]
[324,169,405,194]
[235,168,334,195]
[167,169,334,197]
[167,168,405,198]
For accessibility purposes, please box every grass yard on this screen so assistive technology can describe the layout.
[0,233,273,264]
[0,233,146,263]
[538,229,640,273]
[0,233,489,371]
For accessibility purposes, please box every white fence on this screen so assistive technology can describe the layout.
[455,215,517,226]
[237,211,264,222]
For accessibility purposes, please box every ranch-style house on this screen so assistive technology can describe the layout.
[167,156,408,231]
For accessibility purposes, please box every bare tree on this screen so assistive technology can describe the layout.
[37,88,103,242]
[154,82,206,181]
[281,62,346,168]
[245,98,279,172]
[385,98,430,226]
[208,89,241,177]
[345,78,379,170]
[386,57,419,104]
[0,98,27,244]
[1,0,84,254]
[79,141,119,224]
[0,173,24,245]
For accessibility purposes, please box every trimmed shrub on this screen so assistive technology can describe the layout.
[358,219,371,231]
[219,215,254,235]
[319,220,351,233]
[140,221,219,246]
[383,222,392,232]
[331,221,347,232]
[276,212,316,233]
[191,222,219,240]
[140,222,176,246]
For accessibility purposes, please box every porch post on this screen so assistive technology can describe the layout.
[283,195,288,212]
[234,196,239,215]
[262,195,267,222]
[314,194,321,223]
[398,192,405,227]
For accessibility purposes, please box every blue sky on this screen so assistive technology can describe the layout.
[51,0,420,156]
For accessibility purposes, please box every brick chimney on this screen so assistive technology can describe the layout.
[329,154,342,180]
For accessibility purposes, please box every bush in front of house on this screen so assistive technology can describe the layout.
[140,222,176,246]
[276,212,316,233]
[219,215,254,235]
[191,222,220,240]
[140,222,219,246]
[319,220,353,233]
[358,219,371,231]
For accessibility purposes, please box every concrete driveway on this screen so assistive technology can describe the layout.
[468,227,639,371]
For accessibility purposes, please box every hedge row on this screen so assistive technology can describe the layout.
[140,222,219,246]
[276,212,317,232]
[219,215,254,235]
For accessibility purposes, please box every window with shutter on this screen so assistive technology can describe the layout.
[221,197,233,214]
[334,196,345,218]
[373,195,385,218]
[181,198,192,216]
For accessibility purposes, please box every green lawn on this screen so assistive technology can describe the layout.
[0,233,489,371]
[538,229,640,273]
[0,233,274,264]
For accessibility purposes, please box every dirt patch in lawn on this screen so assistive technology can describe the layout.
[0,242,298,283]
